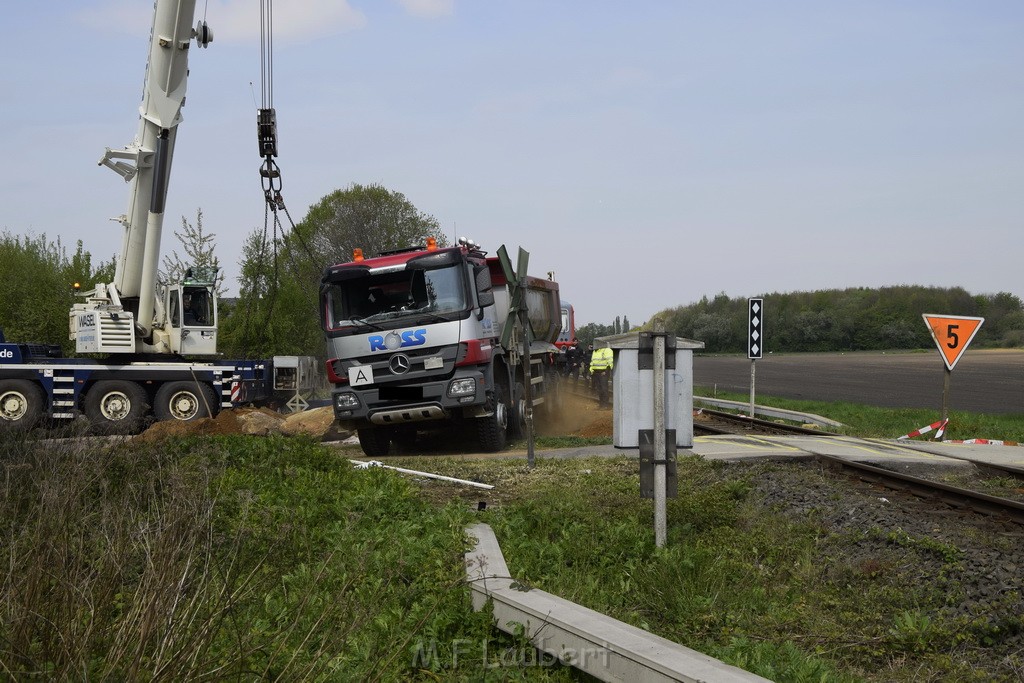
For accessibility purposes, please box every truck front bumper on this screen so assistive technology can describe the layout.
[331,367,490,430]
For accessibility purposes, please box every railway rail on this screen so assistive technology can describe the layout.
[814,454,1024,526]
[683,408,1024,526]
[693,408,834,437]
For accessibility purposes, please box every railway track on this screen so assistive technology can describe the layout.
[813,453,1024,526]
[693,407,833,437]
[691,409,1024,526]
[561,385,1024,525]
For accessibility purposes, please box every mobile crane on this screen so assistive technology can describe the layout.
[0,0,315,433]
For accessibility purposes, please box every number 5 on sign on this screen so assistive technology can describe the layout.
[921,314,984,371]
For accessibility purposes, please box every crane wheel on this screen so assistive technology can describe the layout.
[84,380,149,434]
[154,381,216,422]
[0,379,44,431]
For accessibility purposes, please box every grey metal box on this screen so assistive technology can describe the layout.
[604,333,703,449]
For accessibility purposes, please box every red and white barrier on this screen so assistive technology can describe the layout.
[897,418,948,441]
[942,439,1021,446]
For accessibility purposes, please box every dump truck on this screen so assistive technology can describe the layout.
[320,237,562,455]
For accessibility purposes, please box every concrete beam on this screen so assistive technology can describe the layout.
[695,396,843,428]
[465,523,771,682]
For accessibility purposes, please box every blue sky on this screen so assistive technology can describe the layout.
[2,1,1022,329]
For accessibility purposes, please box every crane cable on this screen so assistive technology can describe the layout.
[239,0,319,357]
[258,0,284,212]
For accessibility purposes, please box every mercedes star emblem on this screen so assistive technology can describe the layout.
[389,354,411,374]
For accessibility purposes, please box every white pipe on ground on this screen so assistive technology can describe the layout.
[349,460,494,490]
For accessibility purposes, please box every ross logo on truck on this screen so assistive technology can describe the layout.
[368,329,427,352]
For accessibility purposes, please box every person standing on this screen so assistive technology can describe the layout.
[565,342,582,383]
[589,342,614,408]
[583,344,594,388]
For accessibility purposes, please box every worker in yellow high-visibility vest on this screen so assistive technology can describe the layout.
[589,342,614,408]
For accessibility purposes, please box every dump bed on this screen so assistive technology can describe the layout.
[487,258,562,345]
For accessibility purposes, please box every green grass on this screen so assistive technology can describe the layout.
[696,387,1024,442]
[0,433,574,681]
[386,454,1024,682]
[6,385,1024,682]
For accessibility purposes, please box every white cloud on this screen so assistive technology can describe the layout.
[76,0,367,44]
[210,0,367,44]
[397,0,454,19]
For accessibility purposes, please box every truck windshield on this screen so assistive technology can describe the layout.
[323,263,467,332]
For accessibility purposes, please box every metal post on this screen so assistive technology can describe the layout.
[520,302,535,468]
[749,359,756,420]
[941,366,951,423]
[653,318,667,548]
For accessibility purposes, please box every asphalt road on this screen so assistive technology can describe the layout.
[692,350,1024,415]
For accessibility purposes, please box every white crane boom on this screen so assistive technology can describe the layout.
[75,0,214,356]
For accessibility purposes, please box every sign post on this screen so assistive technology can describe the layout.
[921,314,984,422]
[747,298,763,419]
[636,319,677,548]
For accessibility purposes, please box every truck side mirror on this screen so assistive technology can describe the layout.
[475,265,494,309]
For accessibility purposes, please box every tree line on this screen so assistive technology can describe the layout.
[651,287,1024,353]
[0,183,440,360]
[4,188,1022,359]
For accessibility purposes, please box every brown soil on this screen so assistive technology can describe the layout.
[136,407,291,442]
[536,390,612,438]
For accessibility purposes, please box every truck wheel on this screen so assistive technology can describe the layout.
[357,428,392,457]
[154,381,216,422]
[0,379,44,431]
[85,380,149,434]
[477,383,509,452]
[508,381,527,441]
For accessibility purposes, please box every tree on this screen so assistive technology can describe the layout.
[220,184,445,359]
[160,208,224,293]
[576,322,615,349]
[0,232,114,354]
[647,285,1024,353]
[296,183,444,268]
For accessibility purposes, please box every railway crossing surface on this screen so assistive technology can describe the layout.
[528,433,1024,472]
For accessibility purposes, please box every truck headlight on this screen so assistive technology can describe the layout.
[447,378,476,398]
[334,392,360,409]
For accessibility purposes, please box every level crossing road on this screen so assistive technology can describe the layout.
[692,349,1024,415]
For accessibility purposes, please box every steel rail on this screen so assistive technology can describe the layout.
[815,453,1024,526]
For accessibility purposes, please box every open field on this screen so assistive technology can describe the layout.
[694,349,1024,415]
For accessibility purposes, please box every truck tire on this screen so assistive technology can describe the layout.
[477,382,509,452]
[154,381,216,422]
[508,381,527,441]
[358,428,392,457]
[0,379,44,431]
[85,380,149,434]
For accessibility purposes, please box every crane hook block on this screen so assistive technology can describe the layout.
[258,108,278,158]
[194,20,213,48]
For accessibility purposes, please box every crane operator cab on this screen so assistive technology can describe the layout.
[166,270,217,355]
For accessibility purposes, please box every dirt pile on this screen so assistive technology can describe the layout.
[536,391,612,438]
[137,406,352,443]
